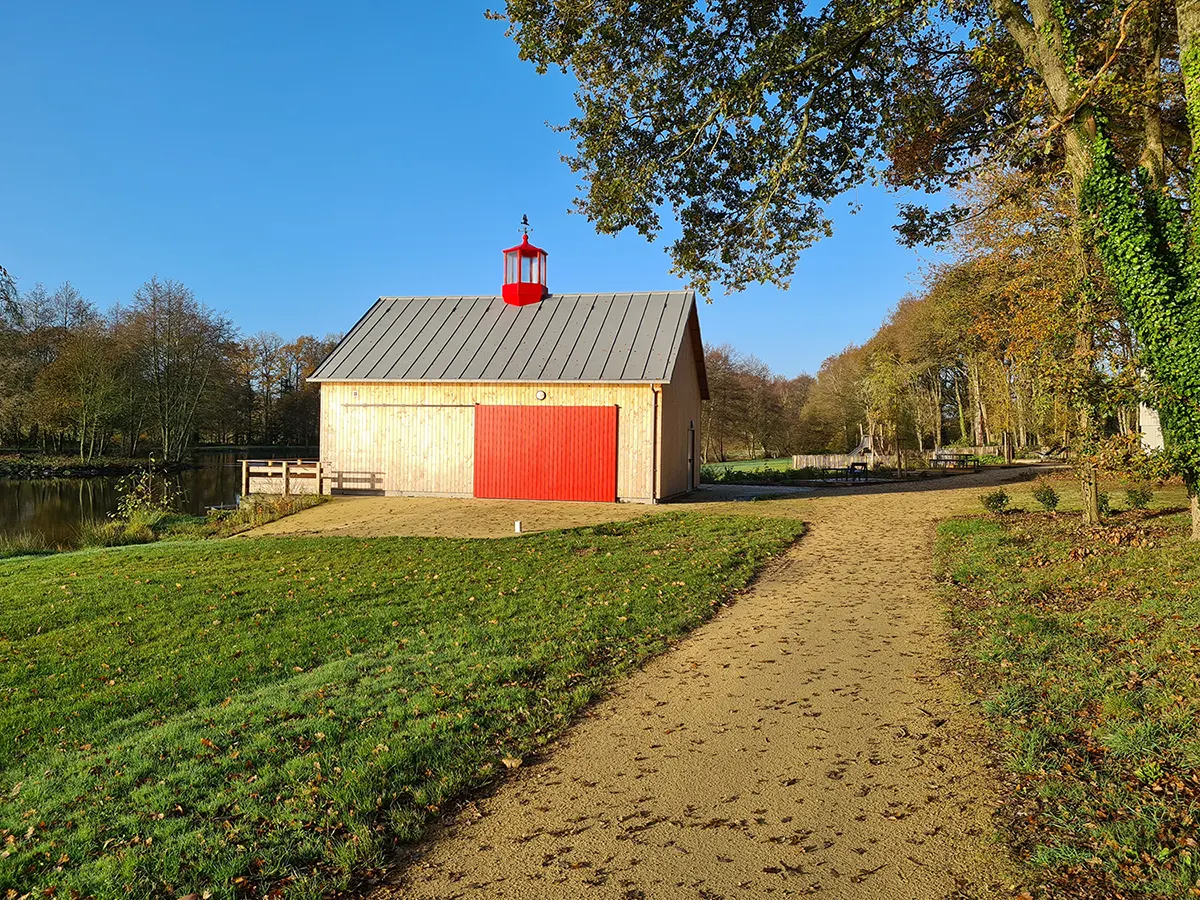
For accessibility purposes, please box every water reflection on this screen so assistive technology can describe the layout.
[0,448,316,544]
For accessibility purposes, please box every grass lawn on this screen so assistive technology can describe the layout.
[701,457,793,474]
[701,458,811,487]
[937,508,1200,898]
[0,512,802,899]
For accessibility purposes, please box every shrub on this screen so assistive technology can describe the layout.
[981,489,1010,514]
[1097,492,1111,516]
[114,459,181,519]
[156,493,327,540]
[0,532,54,559]
[1032,481,1060,511]
[1125,483,1154,510]
[79,519,156,548]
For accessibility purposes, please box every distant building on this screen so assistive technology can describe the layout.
[1140,403,1165,451]
[309,234,708,502]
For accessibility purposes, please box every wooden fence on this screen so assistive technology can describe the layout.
[792,450,963,470]
[791,454,868,469]
[946,445,1001,457]
[241,459,323,496]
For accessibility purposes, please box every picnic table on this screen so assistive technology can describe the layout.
[816,462,869,482]
[930,452,979,470]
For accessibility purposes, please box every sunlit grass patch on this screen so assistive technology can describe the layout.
[0,511,802,898]
[937,512,1200,898]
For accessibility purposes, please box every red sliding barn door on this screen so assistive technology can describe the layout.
[474,405,618,502]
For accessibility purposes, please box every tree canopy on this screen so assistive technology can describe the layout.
[494,0,1200,531]
[0,272,341,462]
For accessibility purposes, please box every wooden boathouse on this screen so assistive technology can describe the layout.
[307,234,708,503]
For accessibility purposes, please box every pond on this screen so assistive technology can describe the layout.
[0,448,317,545]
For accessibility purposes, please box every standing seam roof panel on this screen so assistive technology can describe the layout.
[621,292,671,380]
[642,294,690,381]
[356,300,430,381]
[515,296,582,380]
[441,301,509,380]
[309,292,697,383]
[481,301,548,380]
[338,300,421,381]
[600,293,654,380]
[321,301,395,380]
[417,297,491,380]
[662,299,698,384]
[489,298,555,381]
[561,294,618,380]
[388,297,473,379]
[459,302,524,379]
[579,293,633,381]
[374,298,454,379]
[539,294,606,380]
[408,298,489,380]
[311,299,383,380]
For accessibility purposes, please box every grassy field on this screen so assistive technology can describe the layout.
[701,456,793,474]
[937,507,1200,898]
[0,512,802,899]
[701,457,808,487]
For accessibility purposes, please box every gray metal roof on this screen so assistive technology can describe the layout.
[310,291,703,387]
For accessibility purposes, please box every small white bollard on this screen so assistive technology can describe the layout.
[514,520,522,534]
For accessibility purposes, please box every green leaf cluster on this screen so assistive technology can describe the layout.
[1081,126,1200,492]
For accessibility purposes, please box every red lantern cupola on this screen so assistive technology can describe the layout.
[502,233,548,306]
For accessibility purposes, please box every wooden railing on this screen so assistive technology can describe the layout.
[323,470,385,492]
[241,459,323,496]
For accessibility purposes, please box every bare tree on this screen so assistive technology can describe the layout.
[126,277,235,461]
[246,331,285,441]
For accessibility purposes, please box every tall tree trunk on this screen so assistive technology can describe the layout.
[954,375,968,444]
[931,383,943,449]
[1172,0,1200,537]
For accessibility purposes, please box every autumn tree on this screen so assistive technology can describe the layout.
[35,329,125,461]
[796,346,869,452]
[701,344,815,460]
[492,0,1200,530]
[273,334,341,446]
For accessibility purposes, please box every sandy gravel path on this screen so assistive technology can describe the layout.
[243,494,657,539]
[347,470,1032,900]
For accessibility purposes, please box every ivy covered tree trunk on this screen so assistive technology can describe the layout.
[991,0,1200,534]
[1076,0,1200,537]
[1081,132,1200,535]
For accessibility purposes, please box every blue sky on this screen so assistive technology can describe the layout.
[1,3,942,378]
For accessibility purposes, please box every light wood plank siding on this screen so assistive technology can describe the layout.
[657,318,704,498]
[320,382,657,501]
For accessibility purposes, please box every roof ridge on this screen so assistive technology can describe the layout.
[376,290,690,301]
